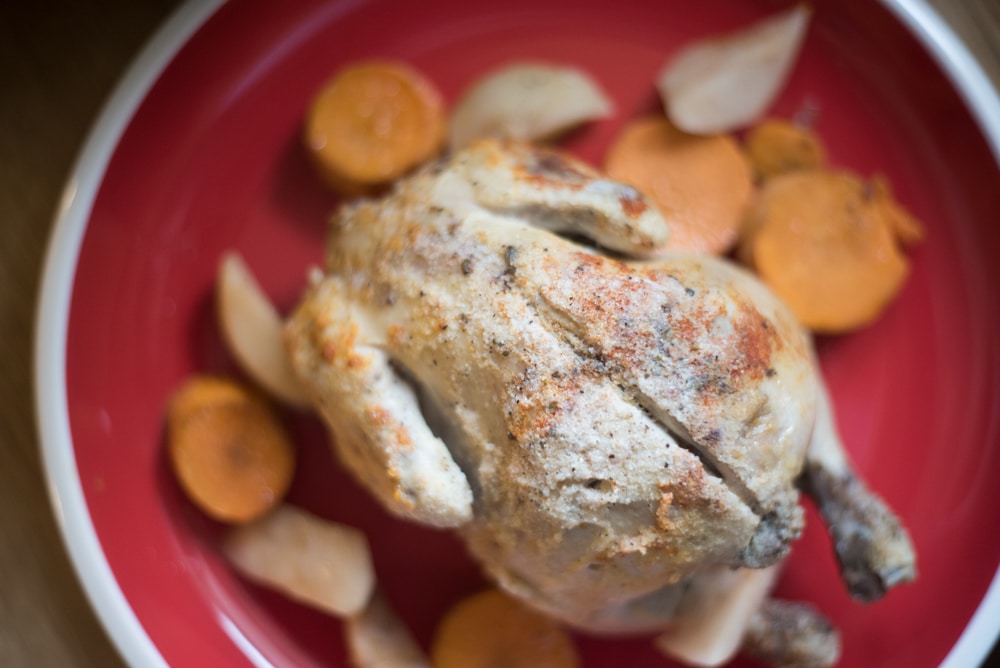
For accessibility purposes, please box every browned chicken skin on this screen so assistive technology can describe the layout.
[285,140,915,662]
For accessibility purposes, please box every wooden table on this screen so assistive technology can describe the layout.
[2,0,998,665]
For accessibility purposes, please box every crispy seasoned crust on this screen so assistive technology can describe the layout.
[286,139,820,631]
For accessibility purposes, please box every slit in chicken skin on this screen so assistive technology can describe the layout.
[284,139,915,649]
[515,294,750,505]
[386,356,484,500]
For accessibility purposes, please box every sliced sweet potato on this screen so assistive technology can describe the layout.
[739,169,911,333]
[304,60,446,195]
[604,115,753,254]
[431,589,579,668]
[744,117,826,181]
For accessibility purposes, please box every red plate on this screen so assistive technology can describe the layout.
[37,0,1000,666]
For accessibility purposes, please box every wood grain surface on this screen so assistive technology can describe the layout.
[1,1,997,666]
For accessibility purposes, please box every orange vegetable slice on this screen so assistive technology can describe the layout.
[431,589,579,668]
[741,170,910,333]
[870,174,925,247]
[744,117,826,180]
[304,60,446,195]
[167,375,295,523]
[604,115,753,255]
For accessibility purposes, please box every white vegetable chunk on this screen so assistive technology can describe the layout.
[657,5,811,134]
[654,566,779,667]
[346,589,430,668]
[223,505,375,617]
[449,62,612,149]
[216,251,311,408]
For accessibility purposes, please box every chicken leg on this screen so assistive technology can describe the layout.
[742,598,842,668]
[798,380,917,601]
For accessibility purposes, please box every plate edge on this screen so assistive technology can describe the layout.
[881,0,1000,166]
[876,2,1000,665]
[33,1,227,666]
[31,0,1000,666]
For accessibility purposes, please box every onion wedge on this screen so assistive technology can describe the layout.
[657,5,811,134]
[223,505,375,617]
[346,589,430,668]
[216,252,310,408]
[449,62,612,149]
[654,566,779,667]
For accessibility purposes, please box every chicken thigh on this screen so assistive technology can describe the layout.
[285,139,915,644]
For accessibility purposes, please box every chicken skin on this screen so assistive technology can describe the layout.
[285,139,915,645]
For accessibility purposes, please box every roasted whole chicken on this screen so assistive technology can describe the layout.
[285,139,915,666]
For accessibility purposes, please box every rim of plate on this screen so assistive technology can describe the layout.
[878,6,1000,666]
[34,2,224,666]
[32,1,1000,667]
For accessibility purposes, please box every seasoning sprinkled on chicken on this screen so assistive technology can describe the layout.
[285,139,915,663]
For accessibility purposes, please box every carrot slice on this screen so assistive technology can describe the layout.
[741,170,910,333]
[430,589,579,668]
[304,60,446,195]
[744,118,825,181]
[870,174,925,247]
[604,115,753,255]
[167,375,295,524]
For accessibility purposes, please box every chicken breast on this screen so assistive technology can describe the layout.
[285,139,914,639]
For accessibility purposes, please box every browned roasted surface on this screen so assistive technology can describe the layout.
[287,140,820,631]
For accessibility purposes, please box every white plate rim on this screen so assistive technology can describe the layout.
[33,2,225,666]
[32,1,1000,667]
